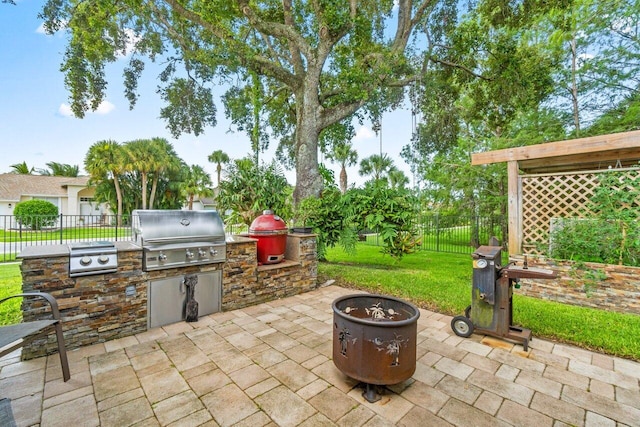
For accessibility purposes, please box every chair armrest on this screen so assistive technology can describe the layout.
[0,292,61,320]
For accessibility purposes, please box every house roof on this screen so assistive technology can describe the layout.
[471,130,640,174]
[0,174,90,201]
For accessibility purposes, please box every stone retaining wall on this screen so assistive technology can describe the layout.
[512,255,640,315]
[18,234,317,359]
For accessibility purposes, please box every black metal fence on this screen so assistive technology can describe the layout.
[0,214,134,262]
[0,213,505,263]
[361,214,507,255]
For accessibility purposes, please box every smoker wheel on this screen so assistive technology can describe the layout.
[451,316,474,338]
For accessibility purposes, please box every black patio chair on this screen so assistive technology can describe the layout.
[0,292,70,382]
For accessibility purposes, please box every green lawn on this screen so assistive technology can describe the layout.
[0,263,23,325]
[319,244,640,361]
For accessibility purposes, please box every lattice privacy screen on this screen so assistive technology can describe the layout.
[521,168,640,255]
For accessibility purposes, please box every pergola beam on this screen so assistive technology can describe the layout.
[472,130,640,167]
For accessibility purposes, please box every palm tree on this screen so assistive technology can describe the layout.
[125,139,164,209]
[359,154,394,182]
[182,165,213,210]
[84,140,127,226]
[207,150,230,187]
[326,142,357,194]
[10,162,34,174]
[38,162,80,177]
[146,138,181,209]
[388,167,409,190]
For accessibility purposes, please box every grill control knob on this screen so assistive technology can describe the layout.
[198,248,206,257]
[158,252,167,261]
[209,248,218,256]
[80,256,92,266]
[186,249,194,259]
[98,255,110,264]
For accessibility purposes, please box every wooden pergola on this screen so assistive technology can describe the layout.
[471,130,640,255]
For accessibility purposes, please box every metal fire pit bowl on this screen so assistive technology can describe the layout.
[332,294,420,402]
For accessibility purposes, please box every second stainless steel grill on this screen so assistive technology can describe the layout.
[132,209,226,271]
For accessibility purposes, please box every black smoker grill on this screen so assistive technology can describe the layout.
[132,210,227,328]
[451,240,556,351]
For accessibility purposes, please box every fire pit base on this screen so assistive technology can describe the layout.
[361,383,385,403]
[332,294,420,389]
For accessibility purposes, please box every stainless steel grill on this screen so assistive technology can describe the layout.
[132,209,226,328]
[132,209,226,271]
[69,241,118,277]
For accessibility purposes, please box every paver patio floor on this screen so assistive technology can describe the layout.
[1,285,639,426]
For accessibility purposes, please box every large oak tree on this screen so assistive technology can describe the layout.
[38,0,435,204]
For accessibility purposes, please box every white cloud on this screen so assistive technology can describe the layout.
[58,100,116,117]
[35,23,46,35]
[354,126,375,142]
[58,103,74,117]
[95,100,115,114]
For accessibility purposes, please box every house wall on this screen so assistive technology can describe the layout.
[0,201,16,216]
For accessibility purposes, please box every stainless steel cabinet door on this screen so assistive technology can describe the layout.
[147,271,221,329]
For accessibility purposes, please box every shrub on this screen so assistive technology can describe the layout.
[14,200,59,230]
[346,183,421,260]
[549,169,640,266]
[297,187,357,261]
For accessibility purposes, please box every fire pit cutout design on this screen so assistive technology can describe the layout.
[332,294,420,403]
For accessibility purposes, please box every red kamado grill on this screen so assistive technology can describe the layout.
[249,210,288,265]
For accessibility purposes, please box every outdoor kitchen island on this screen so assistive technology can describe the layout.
[17,231,317,360]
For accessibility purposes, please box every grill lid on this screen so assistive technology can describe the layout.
[249,210,288,235]
[132,209,225,246]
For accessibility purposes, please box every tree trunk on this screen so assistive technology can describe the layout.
[292,86,322,205]
[340,166,348,194]
[141,173,148,209]
[149,176,159,209]
[113,175,123,227]
[570,37,581,136]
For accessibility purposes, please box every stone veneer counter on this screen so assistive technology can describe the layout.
[17,233,318,358]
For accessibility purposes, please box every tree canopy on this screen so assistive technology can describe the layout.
[38,0,566,204]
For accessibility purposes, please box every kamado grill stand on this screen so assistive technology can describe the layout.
[451,239,556,351]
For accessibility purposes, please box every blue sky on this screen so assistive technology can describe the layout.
[0,1,416,187]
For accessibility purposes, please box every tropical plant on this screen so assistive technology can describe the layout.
[84,140,128,226]
[326,142,358,194]
[388,167,409,190]
[13,199,59,230]
[296,185,357,261]
[207,150,230,187]
[359,154,394,184]
[549,169,640,266]
[351,183,420,259]
[182,164,213,210]
[216,158,292,227]
[146,138,182,209]
[37,162,80,177]
[9,161,34,174]
[124,138,180,209]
